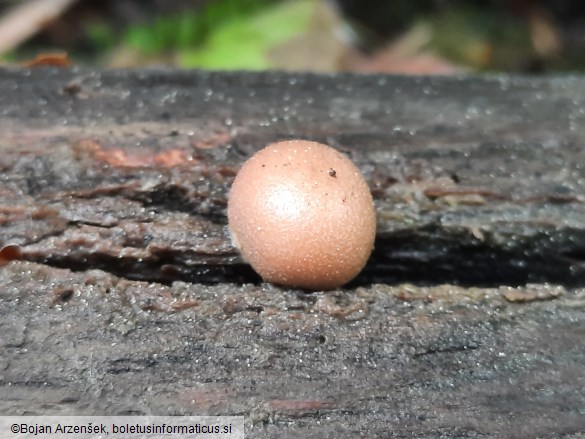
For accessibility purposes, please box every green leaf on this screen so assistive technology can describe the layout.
[178,0,316,70]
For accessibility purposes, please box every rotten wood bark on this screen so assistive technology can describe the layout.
[1,68,584,438]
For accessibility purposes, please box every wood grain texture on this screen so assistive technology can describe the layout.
[1,68,584,438]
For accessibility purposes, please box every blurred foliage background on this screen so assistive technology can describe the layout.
[1,0,584,74]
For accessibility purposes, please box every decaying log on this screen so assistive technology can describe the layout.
[1,68,584,438]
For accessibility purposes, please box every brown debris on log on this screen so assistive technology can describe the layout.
[1,68,585,438]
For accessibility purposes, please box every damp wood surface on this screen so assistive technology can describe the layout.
[0,68,584,438]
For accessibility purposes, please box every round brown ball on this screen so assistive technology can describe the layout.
[227,140,376,290]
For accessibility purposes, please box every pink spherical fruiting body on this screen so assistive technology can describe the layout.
[227,140,376,290]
